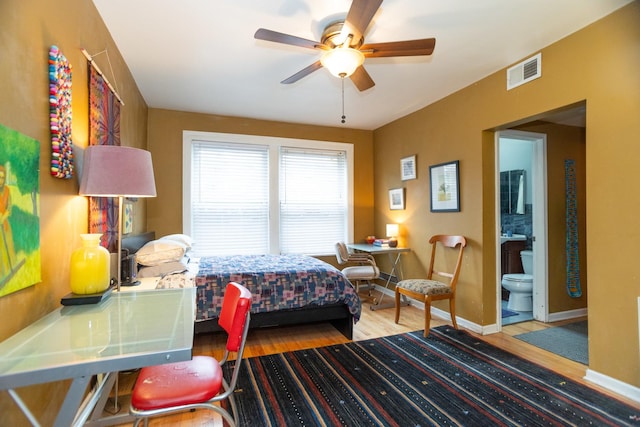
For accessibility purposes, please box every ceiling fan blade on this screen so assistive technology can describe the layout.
[361,38,436,58]
[350,66,375,91]
[343,0,383,43]
[254,28,327,51]
[281,61,323,84]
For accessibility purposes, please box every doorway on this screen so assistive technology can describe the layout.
[496,130,548,328]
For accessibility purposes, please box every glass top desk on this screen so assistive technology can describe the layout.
[347,244,410,310]
[0,287,196,427]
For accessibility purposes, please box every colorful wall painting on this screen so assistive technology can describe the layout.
[88,65,121,252]
[0,124,41,297]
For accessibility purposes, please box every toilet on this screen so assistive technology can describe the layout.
[501,250,533,312]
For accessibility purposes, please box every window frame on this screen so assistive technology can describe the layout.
[182,130,354,256]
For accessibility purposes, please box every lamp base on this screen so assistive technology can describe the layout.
[388,238,398,248]
[61,286,114,306]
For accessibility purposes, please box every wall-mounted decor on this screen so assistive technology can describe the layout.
[123,201,133,234]
[389,188,405,210]
[0,124,41,297]
[429,160,460,212]
[401,155,416,181]
[88,65,122,251]
[565,159,581,298]
[48,45,74,179]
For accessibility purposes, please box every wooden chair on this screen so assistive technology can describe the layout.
[130,282,251,427]
[395,235,467,337]
[335,242,380,294]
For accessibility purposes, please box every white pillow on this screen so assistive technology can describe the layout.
[137,260,188,278]
[136,239,186,266]
[159,234,193,249]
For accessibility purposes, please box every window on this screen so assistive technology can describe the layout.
[279,147,348,254]
[183,131,353,256]
[187,141,269,255]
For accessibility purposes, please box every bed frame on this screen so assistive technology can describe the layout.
[194,304,353,339]
[194,304,353,340]
[122,232,354,340]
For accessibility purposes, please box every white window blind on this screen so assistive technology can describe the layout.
[189,141,269,255]
[280,147,347,254]
[183,131,354,256]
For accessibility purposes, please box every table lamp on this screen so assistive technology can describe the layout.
[386,223,399,248]
[79,145,157,291]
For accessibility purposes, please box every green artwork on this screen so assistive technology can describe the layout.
[0,124,41,296]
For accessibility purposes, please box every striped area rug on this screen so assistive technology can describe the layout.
[226,326,639,426]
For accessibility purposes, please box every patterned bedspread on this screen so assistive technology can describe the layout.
[194,254,361,323]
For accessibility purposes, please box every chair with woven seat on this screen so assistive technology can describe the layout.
[130,281,251,427]
[395,235,467,337]
[335,242,380,294]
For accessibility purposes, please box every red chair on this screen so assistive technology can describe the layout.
[130,282,251,426]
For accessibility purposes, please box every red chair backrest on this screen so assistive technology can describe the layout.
[218,282,252,352]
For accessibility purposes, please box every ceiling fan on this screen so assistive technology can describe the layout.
[254,0,436,91]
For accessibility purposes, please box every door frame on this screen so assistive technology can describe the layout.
[495,130,549,329]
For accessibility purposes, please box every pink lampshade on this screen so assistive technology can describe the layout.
[79,145,156,197]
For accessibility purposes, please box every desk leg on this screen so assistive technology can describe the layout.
[82,372,137,427]
[6,374,117,427]
[370,252,410,311]
[54,376,91,427]
[7,389,41,426]
[75,372,118,426]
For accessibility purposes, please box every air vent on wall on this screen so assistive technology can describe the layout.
[507,53,541,90]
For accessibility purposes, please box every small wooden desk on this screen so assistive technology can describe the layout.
[0,288,196,427]
[347,244,410,310]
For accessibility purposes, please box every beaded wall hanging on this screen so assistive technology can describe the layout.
[565,159,581,297]
[48,45,74,179]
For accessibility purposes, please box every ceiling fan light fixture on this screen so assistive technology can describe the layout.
[320,47,364,78]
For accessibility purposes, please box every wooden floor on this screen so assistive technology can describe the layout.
[112,291,638,425]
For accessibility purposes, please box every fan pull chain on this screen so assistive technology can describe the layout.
[340,74,346,124]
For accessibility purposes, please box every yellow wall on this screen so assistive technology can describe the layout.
[0,0,148,424]
[373,3,640,387]
[146,108,375,243]
[1,1,638,423]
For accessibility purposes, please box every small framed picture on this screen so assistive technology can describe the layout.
[401,155,416,181]
[389,188,405,210]
[429,160,460,212]
[123,202,134,234]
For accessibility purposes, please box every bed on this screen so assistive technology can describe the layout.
[121,232,361,339]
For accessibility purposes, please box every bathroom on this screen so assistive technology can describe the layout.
[499,137,534,325]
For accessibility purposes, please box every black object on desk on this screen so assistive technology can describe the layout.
[60,285,114,306]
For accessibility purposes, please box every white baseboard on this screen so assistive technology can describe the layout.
[547,307,588,322]
[584,369,640,404]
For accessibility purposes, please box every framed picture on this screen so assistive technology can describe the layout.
[400,155,416,181]
[123,202,134,234]
[429,160,460,212]
[389,188,405,210]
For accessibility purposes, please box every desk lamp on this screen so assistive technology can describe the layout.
[79,145,156,291]
[386,223,399,248]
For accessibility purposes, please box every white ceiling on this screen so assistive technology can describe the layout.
[92,0,631,131]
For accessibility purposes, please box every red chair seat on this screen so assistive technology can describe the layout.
[131,356,223,410]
